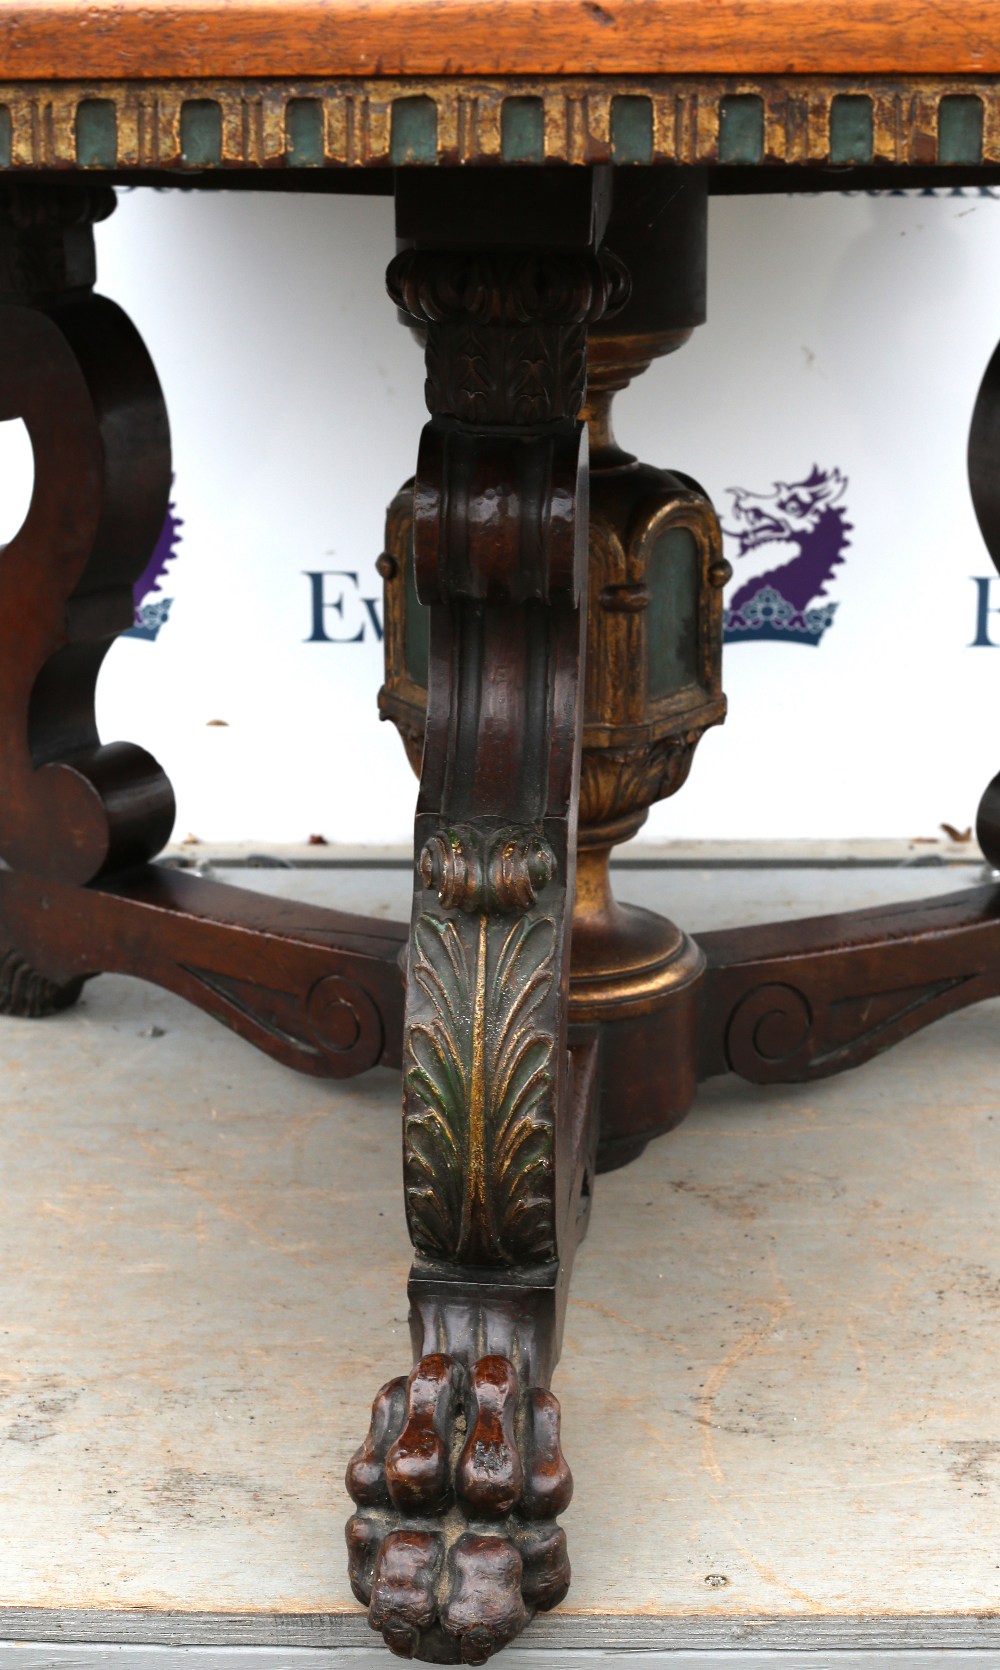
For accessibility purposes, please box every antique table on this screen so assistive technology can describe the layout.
[4,1,1000,1661]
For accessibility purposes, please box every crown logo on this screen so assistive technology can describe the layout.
[722,465,851,647]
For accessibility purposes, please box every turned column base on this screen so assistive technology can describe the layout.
[570,826,704,1170]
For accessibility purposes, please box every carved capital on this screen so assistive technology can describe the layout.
[388,246,628,426]
[0,181,115,296]
[0,183,116,231]
[388,246,627,333]
[418,826,556,916]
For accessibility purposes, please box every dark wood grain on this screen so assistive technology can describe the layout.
[0,183,174,887]
[0,865,406,1073]
[3,0,1000,80]
[699,885,1000,1084]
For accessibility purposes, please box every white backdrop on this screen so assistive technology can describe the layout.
[9,182,1000,845]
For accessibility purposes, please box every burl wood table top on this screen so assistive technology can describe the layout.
[0,2,998,182]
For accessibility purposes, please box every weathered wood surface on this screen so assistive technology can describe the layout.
[2,0,1000,81]
[2,865,1000,1638]
[2,1641,1000,1667]
[4,1641,1000,1666]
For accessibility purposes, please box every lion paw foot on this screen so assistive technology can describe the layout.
[0,949,85,1017]
[346,1354,572,1663]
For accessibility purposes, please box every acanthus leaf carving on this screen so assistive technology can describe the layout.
[389,247,628,427]
[405,910,557,1266]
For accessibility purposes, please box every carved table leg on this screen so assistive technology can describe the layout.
[347,172,620,1662]
[379,172,729,1170]
[0,182,174,1006]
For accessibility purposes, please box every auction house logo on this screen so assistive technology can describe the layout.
[723,464,851,647]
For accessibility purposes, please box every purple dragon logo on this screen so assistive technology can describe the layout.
[723,465,852,646]
[126,494,183,642]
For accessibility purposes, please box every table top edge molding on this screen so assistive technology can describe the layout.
[0,73,995,171]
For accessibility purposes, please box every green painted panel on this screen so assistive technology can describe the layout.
[939,95,984,165]
[181,100,223,167]
[501,97,545,163]
[391,97,438,165]
[830,95,873,164]
[718,95,764,164]
[0,108,11,170]
[647,525,699,701]
[76,100,117,168]
[404,548,429,691]
[286,99,324,167]
[610,96,653,164]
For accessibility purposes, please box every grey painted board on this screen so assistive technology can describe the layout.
[2,1646,1000,1668]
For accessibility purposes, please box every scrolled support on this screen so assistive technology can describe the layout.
[349,173,610,1662]
[0,182,174,888]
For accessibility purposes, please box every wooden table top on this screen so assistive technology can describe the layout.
[1,0,1000,175]
[2,0,1000,81]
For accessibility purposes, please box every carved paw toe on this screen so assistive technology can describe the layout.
[0,949,85,1017]
[346,1354,571,1663]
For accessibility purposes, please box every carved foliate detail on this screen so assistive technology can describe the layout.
[347,1352,571,1664]
[406,911,557,1266]
[418,826,556,916]
[578,734,700,829]
[388,247,627,425]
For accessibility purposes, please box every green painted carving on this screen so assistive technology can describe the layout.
[76,100,117,168]
[719,95,764,164]
[181,100,223,167]
[0,108,11,171]
[939,95,984,165]
[501,97,545,164]
[391,96,438,165]
[611,95,653,164]
[405,910,557,1266]
[830,94,873,164]
[286,98,325,167]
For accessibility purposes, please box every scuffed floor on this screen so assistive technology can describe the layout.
[0,862,998,1640]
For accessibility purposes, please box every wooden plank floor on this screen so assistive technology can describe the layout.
[1,863,999,1654]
